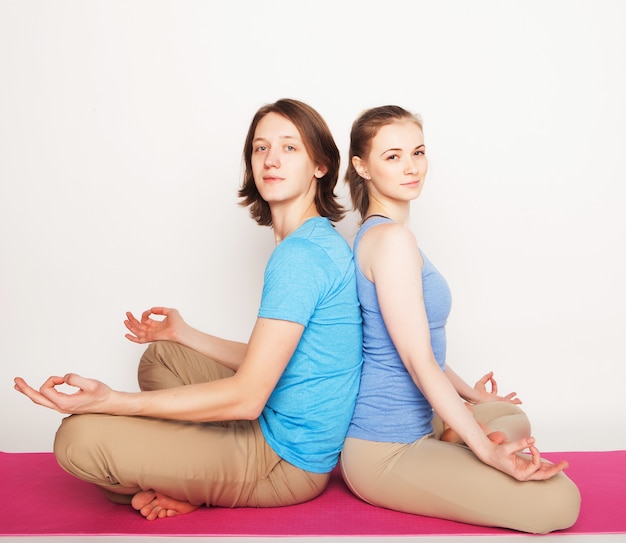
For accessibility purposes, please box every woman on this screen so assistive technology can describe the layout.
[340,105,580,534]
[14,99,363,520]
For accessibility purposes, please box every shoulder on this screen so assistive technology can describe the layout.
[357,222,421,281]
[279,219,350,264]
[267,235,336,283]
[274,234,331,264]
[363,221,419,258]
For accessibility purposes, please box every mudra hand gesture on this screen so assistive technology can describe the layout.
[14,373,114,415]
[124,307,186,344]
[473,371,522,405]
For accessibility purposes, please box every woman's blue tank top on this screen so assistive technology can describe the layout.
[347,216,452,442]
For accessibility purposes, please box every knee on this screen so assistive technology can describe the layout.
[137,340,173,390]
[529,476,581,534]
[54,415,83,469]
[53,415,101,481]
[476,402,531,441]
[137,340,182,366]
[550,478,582,532]
[138,341,161,370]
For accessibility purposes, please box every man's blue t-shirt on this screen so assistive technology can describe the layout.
[258,217,363,473]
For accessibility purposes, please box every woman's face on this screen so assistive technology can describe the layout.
[251,112,326,207]
[355,120,428,204]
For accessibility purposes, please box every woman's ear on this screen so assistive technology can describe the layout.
[352,156,370,180]
[314,165,328,179]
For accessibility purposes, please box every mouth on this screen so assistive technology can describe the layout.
[263,175,284,184]
[402,180,421,187]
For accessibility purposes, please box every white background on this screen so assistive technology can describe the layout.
[1,0,624,453]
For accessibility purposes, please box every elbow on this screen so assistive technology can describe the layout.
[242,404,264,420]
[228,375,271,421]
[234,393,267,421]
[238,402,264,421]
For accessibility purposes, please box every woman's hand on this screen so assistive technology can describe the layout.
[14,374,113,415]
[482,436,569,482]
[124,307,186,344]
[444,366,521,405]
[473,371,522,404]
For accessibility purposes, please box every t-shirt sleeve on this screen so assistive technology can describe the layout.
[258,238,328,326]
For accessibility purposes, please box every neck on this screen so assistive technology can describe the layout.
[366,200,410,226]
[271,201,320,244]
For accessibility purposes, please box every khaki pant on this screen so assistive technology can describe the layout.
[340,402,581,534]
[54,341,329,507]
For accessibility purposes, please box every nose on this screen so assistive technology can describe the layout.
[403,155,421,175]
[264,148,280,169]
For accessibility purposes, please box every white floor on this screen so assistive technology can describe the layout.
[1,536,625,542]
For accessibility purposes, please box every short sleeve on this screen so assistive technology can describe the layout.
[259,237,330,326]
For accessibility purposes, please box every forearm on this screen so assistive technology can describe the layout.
[109,375,261,422]
[444,365,480,403]
[411,360,492,459]
[174,326,247,371]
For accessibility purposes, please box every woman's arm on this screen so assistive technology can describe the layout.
[14,317,303,422]
[362,223,566,482]
[124,307,247,371]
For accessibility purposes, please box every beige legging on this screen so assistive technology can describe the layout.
[340,402,581,534]
[53,341,329,507]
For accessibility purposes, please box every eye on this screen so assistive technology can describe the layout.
[285,145,296,152]
[254,145,267,152]
[386,154,399,161]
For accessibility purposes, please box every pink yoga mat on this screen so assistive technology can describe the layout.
[1,450,624,536]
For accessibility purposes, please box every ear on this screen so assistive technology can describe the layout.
[351,156,370,180]
[314,165,328,179]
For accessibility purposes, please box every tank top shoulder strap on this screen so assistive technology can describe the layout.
[354,215,394,251]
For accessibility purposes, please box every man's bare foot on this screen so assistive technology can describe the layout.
[131,490,200,521]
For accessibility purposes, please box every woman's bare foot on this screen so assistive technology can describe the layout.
[440,427,462,443]
[131,490,200,520]
[486,430,507,444]
[440,425,507,445]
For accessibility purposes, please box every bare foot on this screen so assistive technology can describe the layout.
[440,427,462,443]
[131,490,200,521]
[487,430,507,444]
[440,427,507,445]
